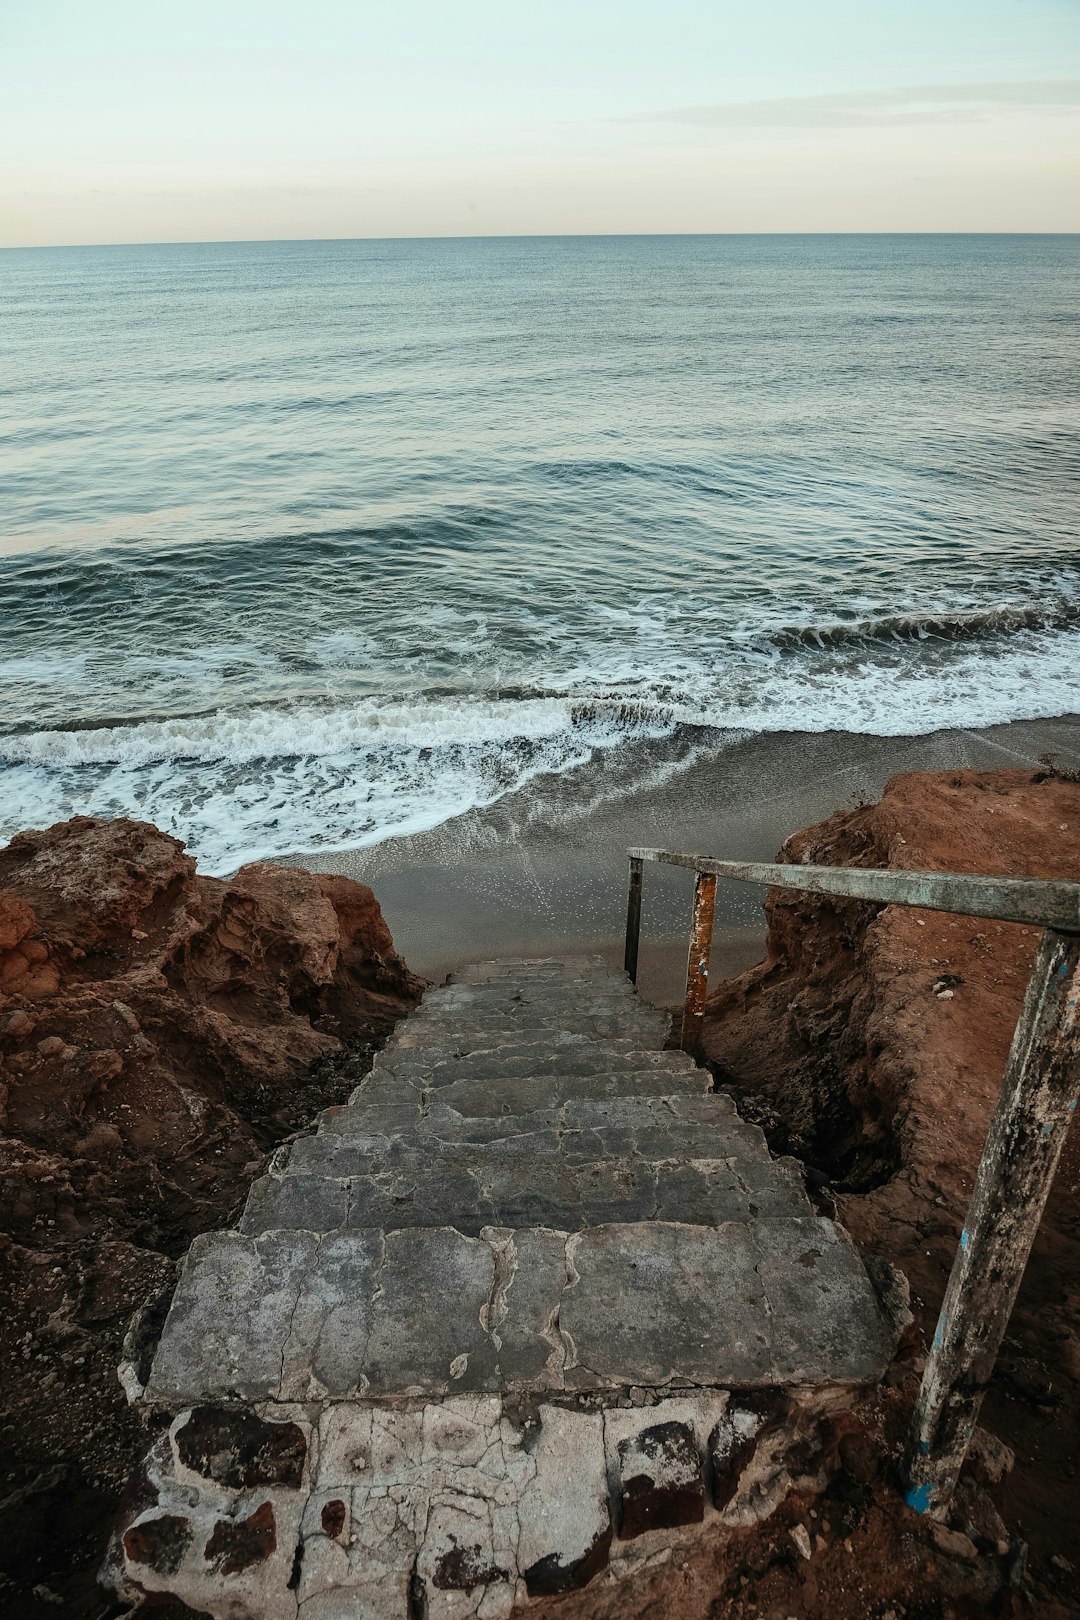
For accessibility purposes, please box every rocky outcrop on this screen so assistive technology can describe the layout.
[0,817,422,1243]
[0,816,422,1607]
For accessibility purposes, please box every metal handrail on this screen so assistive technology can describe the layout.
[624,844,1080,1519]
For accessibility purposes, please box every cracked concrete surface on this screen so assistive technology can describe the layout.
[110,956,895,1617]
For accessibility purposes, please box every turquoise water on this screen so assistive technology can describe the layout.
[1,234,1078,870]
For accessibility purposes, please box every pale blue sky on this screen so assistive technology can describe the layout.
[2,0,1078,244]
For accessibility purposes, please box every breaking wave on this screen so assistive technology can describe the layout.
[4,608,1079,874]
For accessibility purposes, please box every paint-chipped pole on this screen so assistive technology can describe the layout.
[680,871,717,1052]
[624,856,643,984]
[905,927,1080,1516]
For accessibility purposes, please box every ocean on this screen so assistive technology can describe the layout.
[2,234,1078,874]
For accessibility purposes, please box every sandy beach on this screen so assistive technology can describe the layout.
[287,713,1080,1001]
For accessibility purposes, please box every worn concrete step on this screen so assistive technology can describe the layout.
[348,1059,700,1103]
[291,1091,782,1165]
[450,956,614,982]
[422,974,639,1002]
[319,1066,709,1135]
[413,992,646,1025]
[426,1066,709,1119]
[375,1040,695,1086]
[390,1012,669,1051]
[240,1134,810,1236]
[144,1217,893,1407]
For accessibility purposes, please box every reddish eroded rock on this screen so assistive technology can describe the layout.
[0,893,60,998]
[0,816,422,1238]
[702,767,1080,1284]
[203,1500,277,1575]
[701,766,1080,1564]
[0,814,422,1602]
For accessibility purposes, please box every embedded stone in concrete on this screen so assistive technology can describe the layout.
[417,1498,509,1592]
[320,1499,347,1539]
[122,1514,193,1577]
[617,1420,705,1538]
[175,1405,307,1490]
[517,1406,611,1596]
[204,1500,277,1575]
[708,1391,788,1511]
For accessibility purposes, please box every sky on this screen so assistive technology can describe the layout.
[1,0,1078,246]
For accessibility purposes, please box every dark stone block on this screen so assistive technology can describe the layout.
[433,1537,508,1590]
[709,1391,788,1511]
[176,1404,307,1489]
[123,1513,193,1575]
[617,1421,704,1539]
[204,1501,277,1575]
[522,1527,613,1596]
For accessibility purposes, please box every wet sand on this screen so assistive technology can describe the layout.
[288,715,1080,1004]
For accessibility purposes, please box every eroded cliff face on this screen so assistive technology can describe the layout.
[0,816,423,1610]
[701,767,1080,1566]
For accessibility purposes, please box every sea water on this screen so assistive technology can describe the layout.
[1,234,1078,872]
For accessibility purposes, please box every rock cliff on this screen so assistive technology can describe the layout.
[0,816,422,1610]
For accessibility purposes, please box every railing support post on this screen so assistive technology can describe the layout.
[624,857,643,984]
[680,871,717,1051]
[905,927,1080,1516]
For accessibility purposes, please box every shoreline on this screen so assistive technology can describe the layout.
[284,712,1080,1001]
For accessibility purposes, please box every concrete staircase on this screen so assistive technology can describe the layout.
[112,958,893,1618]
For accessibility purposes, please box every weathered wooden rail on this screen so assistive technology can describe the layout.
[624,847,1080,1516]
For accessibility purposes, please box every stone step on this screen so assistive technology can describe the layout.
[423,974,639,1002]
[118,957,897,1620]
[390,1010,669,1049]
[239,1135,810,1237]
[413,993,646,1026]
[319,1062,704,1124]
[144,1217,893,1407]
[375,1040,695,1085]
[317,1066,709,1135]
[297,1095,791,1164]
[450,956,614,982]
[424,1066,709,1120]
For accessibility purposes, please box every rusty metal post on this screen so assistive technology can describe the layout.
[905,927,1080,1516]
[624,856,644,984]
[680,871,717,1051]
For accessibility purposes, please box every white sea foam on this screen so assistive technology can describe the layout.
[3,624,1078,874]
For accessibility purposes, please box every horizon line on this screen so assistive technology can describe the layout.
[3,228,1079,252]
